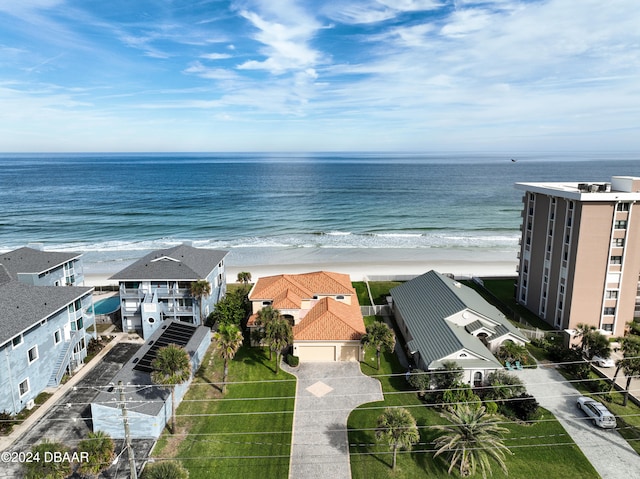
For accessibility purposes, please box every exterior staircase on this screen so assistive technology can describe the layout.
[47,331,80,387]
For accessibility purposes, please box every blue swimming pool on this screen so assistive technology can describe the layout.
[94,296,120,315]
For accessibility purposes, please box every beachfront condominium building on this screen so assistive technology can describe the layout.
[515,176,640,338]
[0,264,94,414]
[110,244,228,338]
[1,244,84,286]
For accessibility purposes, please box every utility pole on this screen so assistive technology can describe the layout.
[118,381,138,479]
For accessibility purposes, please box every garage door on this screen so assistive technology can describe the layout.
[298,345,336,362]
[339,346,359,361]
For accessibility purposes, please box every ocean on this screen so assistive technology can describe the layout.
[1,152,639,276]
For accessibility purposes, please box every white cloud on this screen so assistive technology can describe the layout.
[236,6,323,74]
[322,0,443,24]
[201,52,233,60]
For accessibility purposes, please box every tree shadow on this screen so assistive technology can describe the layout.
[346,421,392,469]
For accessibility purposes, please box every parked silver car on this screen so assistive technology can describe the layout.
[576,396,617,428]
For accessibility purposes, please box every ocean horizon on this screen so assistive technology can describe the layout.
[1,152,639,276]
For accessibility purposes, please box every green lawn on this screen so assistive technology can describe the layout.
[368,281,403,305]
[349,337,599,478]
[467,278,554,331]
[153,345,296,479]
[352,282,371,306]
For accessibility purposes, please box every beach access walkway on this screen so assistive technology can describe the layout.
[282,362,383,479]
[518,364,640,479]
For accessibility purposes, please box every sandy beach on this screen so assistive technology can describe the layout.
[82,246,518,286]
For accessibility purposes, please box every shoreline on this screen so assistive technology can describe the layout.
[82,246,518,286]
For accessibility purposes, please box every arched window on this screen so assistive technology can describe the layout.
[473,371,483,387]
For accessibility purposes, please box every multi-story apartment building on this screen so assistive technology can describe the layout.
[515,176,640,338]
[110,244,228,338]
[1,244,84,286]
[0,248,94,415]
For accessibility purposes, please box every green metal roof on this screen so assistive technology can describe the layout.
[391,270,525,370]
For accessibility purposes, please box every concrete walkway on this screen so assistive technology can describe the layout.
[283,362,383,479]
[518,364,640,479]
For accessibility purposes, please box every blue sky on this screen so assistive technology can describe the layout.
[0,0,638,152]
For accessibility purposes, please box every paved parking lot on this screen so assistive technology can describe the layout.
[0,341,153,479]
[518,365,640,479]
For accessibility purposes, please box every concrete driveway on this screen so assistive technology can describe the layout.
[518,365,640,479]
[283,362,383,479]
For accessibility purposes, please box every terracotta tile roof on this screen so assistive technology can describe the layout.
[273,289,302,310]
[293,297,365,341]
[249,271,355,305]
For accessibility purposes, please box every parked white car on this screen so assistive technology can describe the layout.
[576,396,617,428]
[592,355,615,368]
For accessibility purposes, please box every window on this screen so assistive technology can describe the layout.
[474,372,483,387]
[614,238,625,247]
[71,317,83,331]
[569,201,574,210]
[615,220,627,229]
[603,324,614,332]
[604,307,616,315]
[12,335,23,348]
[28,346,38,363]
[606,290,618,299]
[54,330,61,344]
[336,295,345,300]
[19,379,29,397]
[617,202,630,211]
[610,256,622,265]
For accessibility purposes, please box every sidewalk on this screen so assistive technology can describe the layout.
[0,331,142,452]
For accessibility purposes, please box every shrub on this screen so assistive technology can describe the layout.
[442,384,481,406]
[406,368,431,398]
[481,370,526,401]
[484,401,499,415]
[0,411,15,435]
[22,440,71,479]
[286,354,299,367]
[143,460,189,479]
[502,393,539,421]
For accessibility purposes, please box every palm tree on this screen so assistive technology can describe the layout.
[151,344,192,433]
[213,324,244,393]
[190,279,212,323]
[433,403,511,478]
[361,321,396,370]
[23,440,71,479]
[375,407,420,470]
[76,430,115,477]
[265,317,293,373]
[236,271,252,284]
[610,336,640,405]
[256,306,282,359]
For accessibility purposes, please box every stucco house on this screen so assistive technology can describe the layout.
[91,320,210,439]
[391,270,528,386]
[0,249,95,415]
[110,244,228,338]
[247,271,365,362]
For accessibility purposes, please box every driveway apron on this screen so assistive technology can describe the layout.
[518,365,640,479]
[284,362,383,479]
